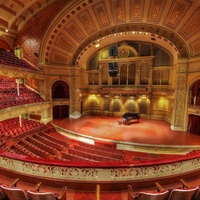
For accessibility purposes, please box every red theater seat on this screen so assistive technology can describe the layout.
[128,185,169,200]
[27,186,67,200]
[155,180,199,200]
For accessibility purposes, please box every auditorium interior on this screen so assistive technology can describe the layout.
[1,0,200,199]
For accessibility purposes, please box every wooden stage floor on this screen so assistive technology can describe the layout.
[51,115,200,147]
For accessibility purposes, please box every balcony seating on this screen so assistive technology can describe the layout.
[0,117,45,138]
[27,186,67,200]
[155,180,199,200]
[0,48,36,70]
[0,78,45,110]
[128,184,169,200]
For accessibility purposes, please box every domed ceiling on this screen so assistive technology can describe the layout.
[1,0,200,67]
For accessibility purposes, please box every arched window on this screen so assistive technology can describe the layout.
[120,64,127,85]
[140,63,149,85]
[128,64,136,85]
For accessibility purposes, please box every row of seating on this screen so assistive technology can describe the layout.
[26,136,58,155]
[38,132,69,147]
[0,78,45,110]
[128,179,200,200]
[33,134,65,151]
[61,151,96,162]
[67,148,120,162]
[10,143,40,158]
[6,128,123,162]
[79,141,123,155]
[74,145,123,161]
[19,139,50,159]
[0,178,67,200]
[0,118,45,138]
[0,48,36,70]
[8,131,68,160]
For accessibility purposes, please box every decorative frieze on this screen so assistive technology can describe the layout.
[0,155,200,182]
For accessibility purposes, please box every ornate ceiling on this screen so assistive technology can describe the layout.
[0,0,200,67]
[0,0,57,34]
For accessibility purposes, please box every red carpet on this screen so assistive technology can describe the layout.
[73,191,124,200]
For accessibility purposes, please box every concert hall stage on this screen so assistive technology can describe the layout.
[51,115,200,154]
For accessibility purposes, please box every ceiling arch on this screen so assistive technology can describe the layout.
[1,0,200,67]
[39,0,200,67]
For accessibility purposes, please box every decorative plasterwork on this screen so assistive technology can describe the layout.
[147,0,166,23]
[92,1,111,28]
[179,8,200,40]
[164,0,192,30]
[64,20,86,42]
[71,24,188,65]
[130,0,144,22]
[38,0,200,66]
[189,39,200,57]
[0,155,200,182]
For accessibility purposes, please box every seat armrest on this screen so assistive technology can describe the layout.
[11,178,20,187]
[34,182,42,192]
[155,182,164,192]
[58,186,67,200]
[128,185,137,200]
[180,179,190,189]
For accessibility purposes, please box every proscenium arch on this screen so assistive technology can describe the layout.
[87,40,173,71]
[73,24,188,66]
[77,32,177,70]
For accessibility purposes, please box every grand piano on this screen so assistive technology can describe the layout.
[118,112,140,125]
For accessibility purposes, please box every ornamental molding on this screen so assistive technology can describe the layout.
[0,155,200,182]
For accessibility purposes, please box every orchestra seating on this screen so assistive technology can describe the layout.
[0,117,45,138]
[0,78,45,110]
[6,130,124,162]
[0,48,36,70]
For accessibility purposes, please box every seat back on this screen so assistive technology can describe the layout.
[137,190,169,200]
[0,184,29,200]
[168,186,199,200]
[0,188,5,200]
[27,190,56,200]
[194,189,200,200]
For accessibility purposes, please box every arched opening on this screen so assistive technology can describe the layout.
[52,81,69,99]
[190,80,200,106]
[188,80,200,134]
[52,81,70,119]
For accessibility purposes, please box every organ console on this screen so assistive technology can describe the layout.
[118,112,140,125]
